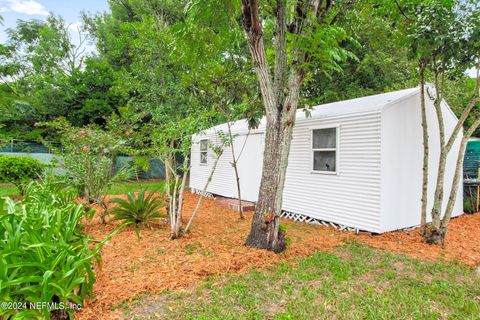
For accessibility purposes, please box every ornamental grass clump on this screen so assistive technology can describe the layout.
[0,180,125,320]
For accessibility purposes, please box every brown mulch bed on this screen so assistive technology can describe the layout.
[76,193,480,319]
[357,213,480,266]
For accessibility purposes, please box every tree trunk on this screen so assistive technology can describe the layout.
[241,0,329,252]
[185,149,223,233]
[435,112,480,245]
[227,121,245,219]
[430,70,446,229]
[245,71,303,253]
[164,155,189,240]
[245,115,284,252]
[419,61,429,233]
[163,155,173,218]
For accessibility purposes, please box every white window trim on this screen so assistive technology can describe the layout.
[310,125,340,175]
[199,139,208,166]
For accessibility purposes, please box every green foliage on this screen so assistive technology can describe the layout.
[278,223,287,232]
[0,155,44,193]
[0,16,123,139]
[0,181,125,319]
[0,185,18,197]
[42,119,132,209]
[109,190,165,227]
[302,1,418,104]
[23,169,80,205]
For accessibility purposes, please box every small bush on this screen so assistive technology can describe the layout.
[0,155,44,193]
[109,190,164,227]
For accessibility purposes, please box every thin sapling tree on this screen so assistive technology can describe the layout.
[185,132,228,233]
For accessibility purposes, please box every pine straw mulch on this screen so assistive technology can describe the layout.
[76,193,480,319]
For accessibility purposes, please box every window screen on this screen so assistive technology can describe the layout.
[312,128,337,172]
[200,139,208,164]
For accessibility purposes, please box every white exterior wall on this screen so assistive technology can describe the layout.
[190,130,264,202]
[381,93,463,232]
[190,88,464,233]
[282,112,383,232]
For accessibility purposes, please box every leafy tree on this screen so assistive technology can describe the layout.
[0,16,123,139]
[303,1,418,104]
[403,0,480,244]
[231,0,356,252]
[85,0,226,237]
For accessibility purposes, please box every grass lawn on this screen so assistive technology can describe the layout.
[129,243,480,319]
[0,185,19,197]
[106,180,165,195]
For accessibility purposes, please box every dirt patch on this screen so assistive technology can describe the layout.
[76,193,480,319]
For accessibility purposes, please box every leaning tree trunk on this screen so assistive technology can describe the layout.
[184,148,223,233]
[439,117,480,242]
[227,122,245,219]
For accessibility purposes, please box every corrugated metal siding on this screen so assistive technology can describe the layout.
[282,112,382,232]
[191,112,382,232]
[381,94,463,232]
[190,131,264,202]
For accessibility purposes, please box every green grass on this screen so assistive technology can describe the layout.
[106,180,165,195]
[0,180,165,198]
[0,184,19,197]
[128,242,480,320]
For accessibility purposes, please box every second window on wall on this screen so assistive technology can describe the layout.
[200,139,208,165]
[312,127,338,173]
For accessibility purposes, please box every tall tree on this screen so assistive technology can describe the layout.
[238,0,354,252]
[0,15,121,139]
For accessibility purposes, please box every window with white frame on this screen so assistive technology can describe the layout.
[200,139,208,165]
[312,127,337,173]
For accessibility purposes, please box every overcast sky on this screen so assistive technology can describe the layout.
[0,0,477,77]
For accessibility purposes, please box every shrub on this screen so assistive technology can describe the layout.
[0,155,44,193]
[109,190,164,228]
[42,120,133,222]
[0,181,124,319]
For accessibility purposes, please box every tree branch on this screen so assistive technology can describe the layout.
[240,0,276,117]
[273,0,287,111]
[445,68,480,153]
[394,0,412,21]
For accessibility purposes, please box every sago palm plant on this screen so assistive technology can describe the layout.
[109,190,164,227]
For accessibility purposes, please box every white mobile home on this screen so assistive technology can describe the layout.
[190,87,463,233]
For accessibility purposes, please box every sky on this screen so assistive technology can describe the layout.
[0,0,109,43]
